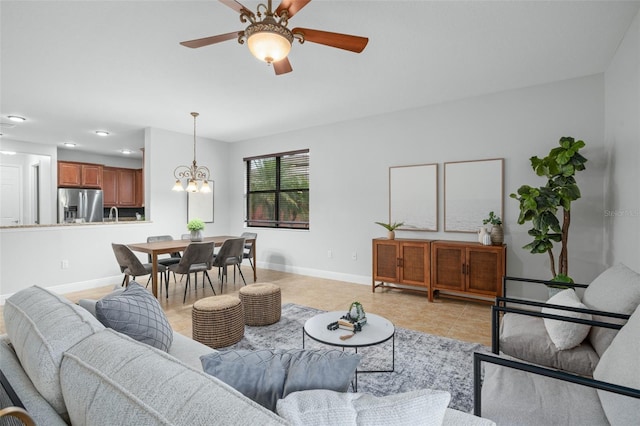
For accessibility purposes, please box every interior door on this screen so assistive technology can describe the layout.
[0,164,22,226]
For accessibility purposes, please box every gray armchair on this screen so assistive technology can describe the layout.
[111,243,167,295]
[168,241,215,303]
[211,238,246,289]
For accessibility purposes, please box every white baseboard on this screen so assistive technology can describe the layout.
[257,261,371,286]
[0,276,121,305]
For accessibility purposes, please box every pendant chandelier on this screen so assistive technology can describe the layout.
[172,112,211,193]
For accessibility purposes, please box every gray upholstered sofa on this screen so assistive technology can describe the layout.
[1,285,493,425]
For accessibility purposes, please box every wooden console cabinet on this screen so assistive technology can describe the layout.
[372,238,431,295]
[372,238,506,302]
[58,161,103,188]
[430,241,506,302]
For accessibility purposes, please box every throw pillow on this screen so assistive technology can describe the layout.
[541,289,592,350]
[200,349,361,412]
[581,263,640,356]
[96,281,173,352]
[593,305,640,425]
[276,388,451,426]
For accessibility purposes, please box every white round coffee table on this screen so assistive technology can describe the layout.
[303,311,395,391]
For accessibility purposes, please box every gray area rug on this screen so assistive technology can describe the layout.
[226,303,490,412]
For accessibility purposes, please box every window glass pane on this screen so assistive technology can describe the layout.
[248,193,276,227]
[280,153,309,190]
[279,191,309,228]
[249,158,276,191]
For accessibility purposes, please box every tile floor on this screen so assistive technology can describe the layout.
[0,267,492,346]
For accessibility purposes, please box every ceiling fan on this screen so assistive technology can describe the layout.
[180,0,369,75]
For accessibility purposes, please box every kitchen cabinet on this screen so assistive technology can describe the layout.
[135,168,143,206]
[430,241,506,302]
[372,238,431,296]
[58,161,103,188]
[103,167,142,207]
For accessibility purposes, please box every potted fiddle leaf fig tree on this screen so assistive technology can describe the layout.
[510,136,587,287]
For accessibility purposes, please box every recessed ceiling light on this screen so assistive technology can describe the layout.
[7,115,26,123]
[63,142,77,148]
[0,151,17,155]
[95,130,110,136]
[120,149,133,155]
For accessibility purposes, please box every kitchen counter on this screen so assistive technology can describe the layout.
[1,220,151,229]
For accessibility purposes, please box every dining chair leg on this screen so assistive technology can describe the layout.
[237,265,247,286]
[183,274,191,303]
[203,271,215,295]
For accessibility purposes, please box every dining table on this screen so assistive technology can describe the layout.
[127,235,257,298]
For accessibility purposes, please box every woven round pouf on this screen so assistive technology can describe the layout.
[192,295,244,348]
[238,283,282,326]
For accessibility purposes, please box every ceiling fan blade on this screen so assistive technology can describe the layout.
[219,0,255,19]
[292,28,368,53]
[180,31,243,48]
[275,0,311,19]
[273,57,293,75]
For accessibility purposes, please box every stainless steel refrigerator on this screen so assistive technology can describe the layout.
[58,188,104,223]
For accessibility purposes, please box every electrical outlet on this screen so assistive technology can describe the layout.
[351,251,357,261]
[61,260,69,269]
[327,250,333,259]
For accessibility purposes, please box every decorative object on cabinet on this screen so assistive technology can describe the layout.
[510,137,587,283]
[188,186,214,223]
[374,221,404,240]
[172,112,211,193]
[482,211,504,245]
[187,218,205,242]
[444,158,503,233]
[478,227,490,244]
[58,161,103,188]
[430,241,506,302]
[372,238,431,296]
[389,163,438,231]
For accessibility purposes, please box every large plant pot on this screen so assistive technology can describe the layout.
[490,225,504,245]
[190,230,203,242]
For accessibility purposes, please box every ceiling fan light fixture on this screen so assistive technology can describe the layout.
[246,22,293,63]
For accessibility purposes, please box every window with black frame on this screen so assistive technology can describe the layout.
[244,149,309,229]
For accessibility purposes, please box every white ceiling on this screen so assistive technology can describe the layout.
[1,1,638,159]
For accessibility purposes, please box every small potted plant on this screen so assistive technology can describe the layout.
[187,218,205,242]
[375,221,405,240]
[482,211,503,245]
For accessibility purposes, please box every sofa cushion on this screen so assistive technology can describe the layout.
[593,305,640,425]
[96,281,173,352]
[200,349,360,412]
[499,313,599,376]
[276,388,451,426]
[582,263,640,356]
[3,286,104,420]
[60,329,287,425]
[541,289,592,350]
[481,355,608,425]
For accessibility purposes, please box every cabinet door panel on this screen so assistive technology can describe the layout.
[467,248,502,295]
[432,246,464,290]
[117,169,136,206]
[373,242,399,282]
[103,168,117,206]
[82,164,102,188]
[400,243,428,286]
[58,162,81,187]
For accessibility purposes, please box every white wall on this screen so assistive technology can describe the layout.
[58,150,143,169]
[229,75,607,295]
[604,9,640,272]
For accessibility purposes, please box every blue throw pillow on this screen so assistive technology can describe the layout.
[200,349,360,412]
[96,281,173,352]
